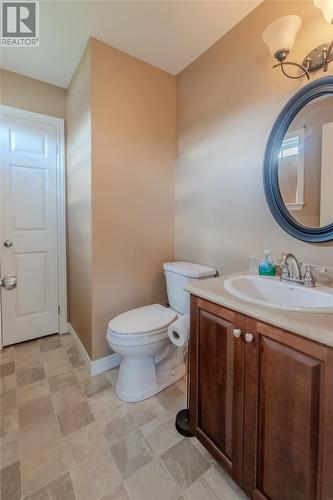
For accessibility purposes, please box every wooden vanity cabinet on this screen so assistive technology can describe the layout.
[189,297,246,486]
[189,296,333,500]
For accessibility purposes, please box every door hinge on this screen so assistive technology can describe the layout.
[58,305,60,315]
[56,145,59,156]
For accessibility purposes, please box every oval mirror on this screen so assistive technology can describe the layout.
[264,76,333,242]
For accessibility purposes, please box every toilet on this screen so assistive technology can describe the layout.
[106,261,216,402]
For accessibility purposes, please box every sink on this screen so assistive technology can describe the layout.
[224,275,333,313]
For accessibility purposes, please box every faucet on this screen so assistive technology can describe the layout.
[281,253,302,281]
[280,253,326,288]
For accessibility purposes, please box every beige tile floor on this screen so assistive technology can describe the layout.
[0,333,248,500]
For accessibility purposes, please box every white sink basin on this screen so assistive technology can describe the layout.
[224,275,333,313]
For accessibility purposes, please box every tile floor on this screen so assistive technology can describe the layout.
[0,333,248,500]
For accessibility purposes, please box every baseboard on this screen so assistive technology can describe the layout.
[67,323,91,370]
[91,352,122,376]
[67,323,121,376]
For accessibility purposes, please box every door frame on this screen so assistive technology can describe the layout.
[0,105,67,348]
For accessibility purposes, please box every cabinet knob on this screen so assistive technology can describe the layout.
[245,333,254,343]
[233,328,242,338]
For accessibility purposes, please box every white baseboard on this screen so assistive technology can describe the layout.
[67,323,121,376]
[67,323,91,370]
[91,352,122,376]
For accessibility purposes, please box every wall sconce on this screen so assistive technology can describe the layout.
[263,0,333,79]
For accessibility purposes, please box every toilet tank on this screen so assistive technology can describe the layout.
[163,262,216,315]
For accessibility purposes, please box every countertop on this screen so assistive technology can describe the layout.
[185,271,333,348]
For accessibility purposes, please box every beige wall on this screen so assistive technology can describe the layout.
[176,0,333,281]
[66,44,93,357]
[90,38,176,359]
[65,38,176,360]
[0,69,66,118]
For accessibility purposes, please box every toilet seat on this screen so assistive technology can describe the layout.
[107,327,169,347]
[108,304,177,336]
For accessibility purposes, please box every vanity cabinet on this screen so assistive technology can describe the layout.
[189,296,333,500]
[188,297,246,484]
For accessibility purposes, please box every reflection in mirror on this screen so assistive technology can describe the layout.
[278,94,333,228]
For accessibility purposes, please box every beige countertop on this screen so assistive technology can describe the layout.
[185,271,333,348]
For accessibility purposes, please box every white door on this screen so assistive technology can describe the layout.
[1,111,60,345]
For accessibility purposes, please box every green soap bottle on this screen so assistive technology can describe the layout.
[258,250,276,276]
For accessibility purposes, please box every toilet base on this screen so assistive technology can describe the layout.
[115,350,186,403]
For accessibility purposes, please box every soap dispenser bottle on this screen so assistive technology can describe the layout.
[258,250,276,277]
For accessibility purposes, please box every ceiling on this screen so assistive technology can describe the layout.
[0,0,262,88]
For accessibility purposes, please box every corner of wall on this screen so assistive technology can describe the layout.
[66,41,93,358]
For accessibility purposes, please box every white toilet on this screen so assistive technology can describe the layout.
[106,261,216,402]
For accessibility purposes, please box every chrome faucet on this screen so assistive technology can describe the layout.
[281,253,302,282]
[280,253,327,288]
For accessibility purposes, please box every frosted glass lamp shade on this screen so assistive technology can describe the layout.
[262,15,302,59]
[314,0,333,23]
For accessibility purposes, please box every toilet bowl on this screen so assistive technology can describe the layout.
[106,261,216,403]
[107,304,186,402]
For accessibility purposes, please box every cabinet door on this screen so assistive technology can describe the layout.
[244,320,333,500]
[189,296,245,485]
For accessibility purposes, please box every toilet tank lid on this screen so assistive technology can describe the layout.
[163,261,216,278]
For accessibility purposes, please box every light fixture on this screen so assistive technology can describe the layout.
[314,0,333,24]
[263,1,333,79]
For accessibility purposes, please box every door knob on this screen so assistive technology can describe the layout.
[3,240,13,248]
[0,275,17,290]
[233,328,242,338]
[245,333,254,343]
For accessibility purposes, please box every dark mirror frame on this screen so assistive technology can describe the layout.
[264,76,333,243]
